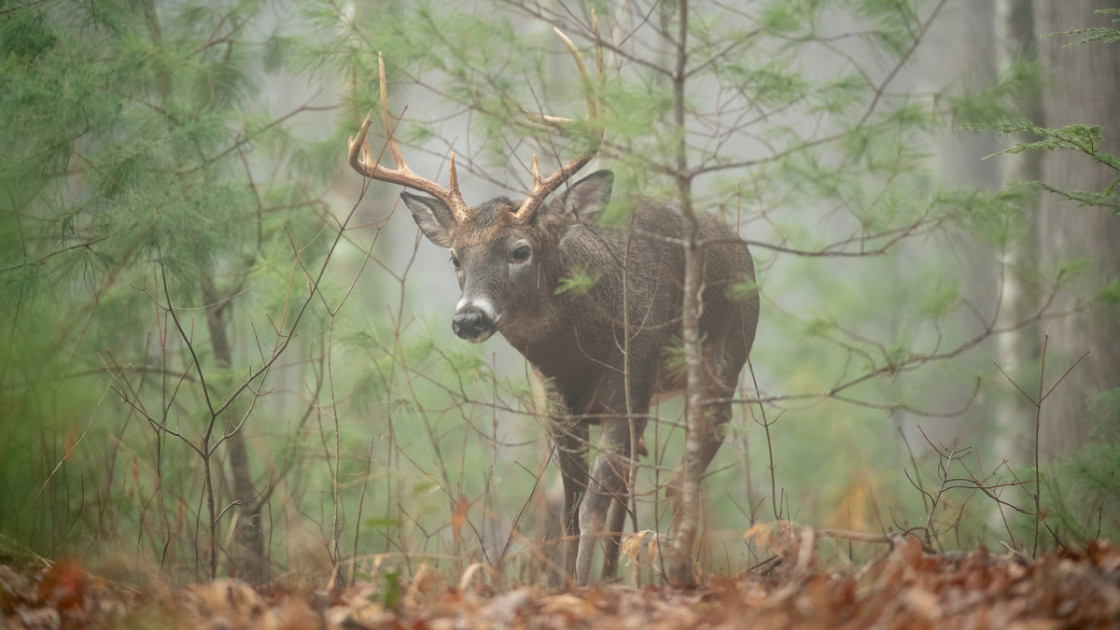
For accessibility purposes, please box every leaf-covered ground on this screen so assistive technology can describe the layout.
[3,538,1119,629]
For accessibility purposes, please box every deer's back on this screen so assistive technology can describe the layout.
[549,199,757,380]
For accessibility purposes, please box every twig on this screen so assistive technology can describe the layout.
[994,329,1089,557]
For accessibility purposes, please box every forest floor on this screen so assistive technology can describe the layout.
[2,536,1119,629]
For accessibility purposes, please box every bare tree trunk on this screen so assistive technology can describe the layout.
[1032,0,1120,460]
[993,0,1044,465]
[138,0,267,584]
[203,274,267,585]
[665,0,703,588]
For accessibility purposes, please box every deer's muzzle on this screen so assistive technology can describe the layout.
[452,301,499,343]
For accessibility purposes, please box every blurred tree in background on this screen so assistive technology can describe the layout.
[1031,2,1120,459]
[0,0,342,584]
[989,0,1120,551]
[0,0,1115,587]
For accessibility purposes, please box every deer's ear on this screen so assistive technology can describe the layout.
[560,170,613,223]
[402,192,455,248]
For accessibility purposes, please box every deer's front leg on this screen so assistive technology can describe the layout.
[551,416,589,580]
[575,414,644,585]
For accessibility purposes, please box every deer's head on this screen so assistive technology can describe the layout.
[348,25,605,343]
[401,169,612,342]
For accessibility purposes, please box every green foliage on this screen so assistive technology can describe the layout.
[725,277,759,303]
[982,121,1120,213]
[661,334,707,382]
[1100,277,1120,307]
[555,265,602,296]
[378,571,403,612]
[1046,8,1120,47]
[854,0,923,57]
[0,0,342,578]
[947,58,1045,125]
[759,1,818,35]
[364,517,404,529]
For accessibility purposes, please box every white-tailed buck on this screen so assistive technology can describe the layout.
[347,26,759,585]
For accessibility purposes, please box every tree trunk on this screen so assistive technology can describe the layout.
[203,274,267,584]
[665,0,703,588]
[139,0,267,584]
[1032,0,1120,460]
[992,0,1044,465]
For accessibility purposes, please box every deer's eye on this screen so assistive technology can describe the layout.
[511,244,531,262]
[450,253,461,269]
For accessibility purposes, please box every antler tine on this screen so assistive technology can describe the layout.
[531,154,543,187]
[551,25,597,127]
[513,15,605,224]
[347,53,471,222]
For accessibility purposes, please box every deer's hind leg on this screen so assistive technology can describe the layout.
[666,333,750,532]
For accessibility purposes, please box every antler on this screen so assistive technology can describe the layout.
[512,15,606,224]
[348,54,470,223]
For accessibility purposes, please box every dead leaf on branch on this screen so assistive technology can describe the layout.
[743,519,799,557]
[451,495,471,546]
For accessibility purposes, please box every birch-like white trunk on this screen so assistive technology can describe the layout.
[665,0,704,588]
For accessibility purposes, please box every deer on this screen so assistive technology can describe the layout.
[346,26,759,586]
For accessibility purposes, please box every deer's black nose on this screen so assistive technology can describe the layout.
[452,307,497,342]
